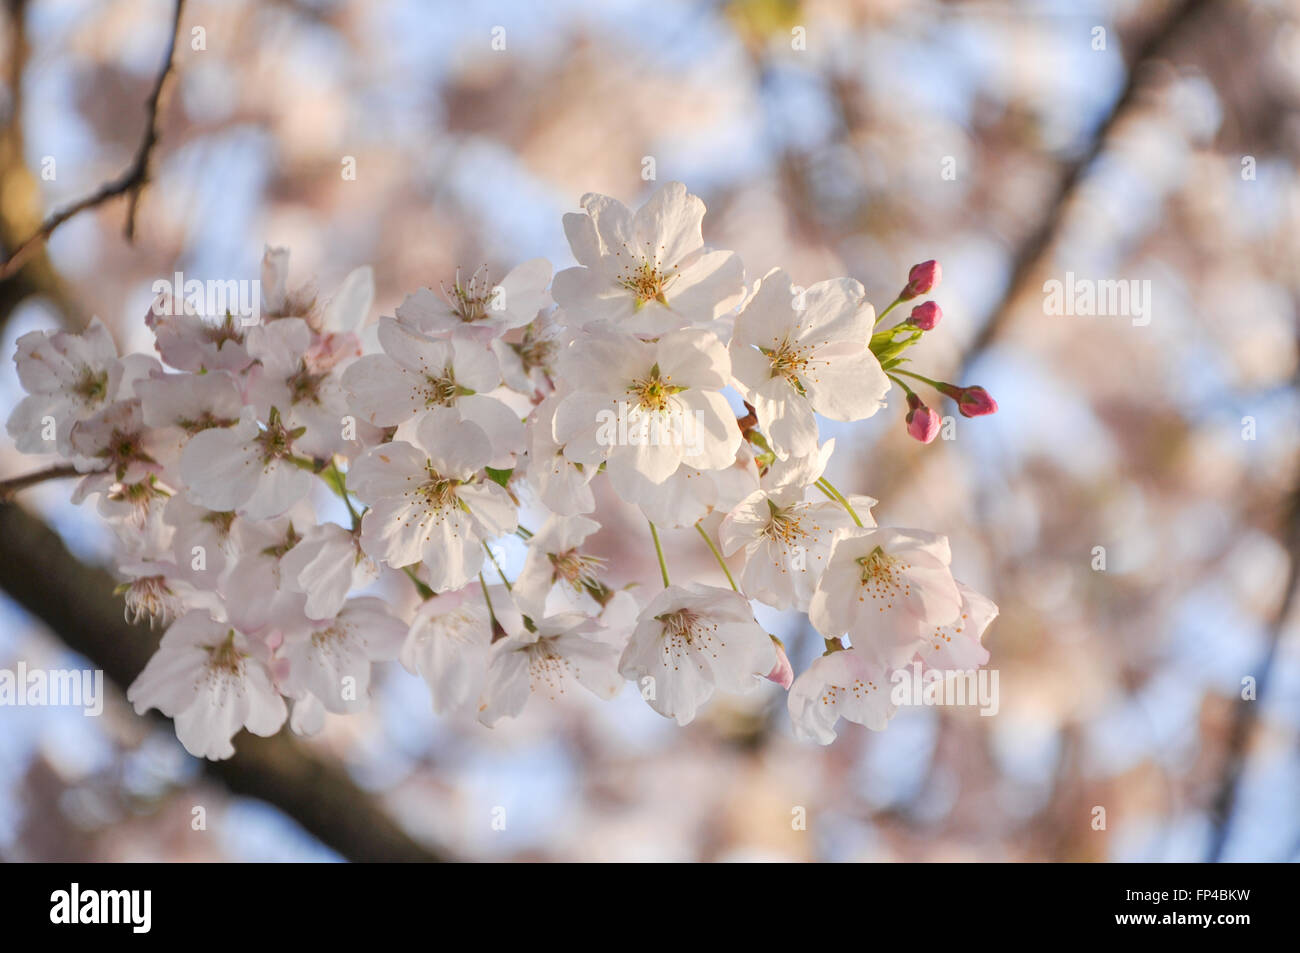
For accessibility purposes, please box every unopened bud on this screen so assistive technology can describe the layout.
[905,392,941,443]
[901,259,941,300]
[908,301,942,330]
[936,383,998,418]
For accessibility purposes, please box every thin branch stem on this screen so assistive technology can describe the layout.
[816,476,864,528]
[0,0,186,279]
[648,520,670,588]
[483,541,511,591]
[694,521,737,592]
[0,463,83,501]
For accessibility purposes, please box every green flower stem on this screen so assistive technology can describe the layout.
[483,541,512,592]
[648,521,670,588]
[323,462,362,531]
[402,566,435,601]
[891,367,943,390]
[479,572,499,623]
[694,522,738,592]
[816,476,864,528]
[886,372,916,398]
[874,295,904,326]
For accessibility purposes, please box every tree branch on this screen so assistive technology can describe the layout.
[957,0,1212,375]
[0,463,82,501]
[0,500,449,862]
[0,0,185,280]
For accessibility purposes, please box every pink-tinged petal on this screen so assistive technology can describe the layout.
[764,638,794,690]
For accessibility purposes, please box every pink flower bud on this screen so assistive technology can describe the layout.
[936,383,998,418]
[955,386,997,418]
[908,301,942,330]
[905,393,941,443]
[902,260,941,300]
[764,637,793,690]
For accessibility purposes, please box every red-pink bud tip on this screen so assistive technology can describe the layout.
[955,385,997,418]
[901,259,941,300]
[908,301,942,330]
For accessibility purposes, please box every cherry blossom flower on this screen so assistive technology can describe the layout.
[220,509,317,631]
[918,581,998,671]
[718,440,870,610]
[136,370,243,437]
[492,310,564,397]
[809,527,964,667]
[396,259,552,339]
[348,408,516,590]
[400,598,493,717]
[512,513,606,616]
[179,406,315,520]
[553,181,744,338]
[68,399,178,501]
[280,521,378,621]
[277,596,407,720]
[146,294,253,373]
[7,318,142,456]
[478,594,623,726]
[618,583,776,725]
[522,392,597,516]
[553,327,740,502]
[127,610,287,760]
[730,269,889,458]
[341,317,523,466]
[260,245,319,322]
[787,647,897,744]
[245,317,359,458]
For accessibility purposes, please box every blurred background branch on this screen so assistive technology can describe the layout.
[0,501,447,862]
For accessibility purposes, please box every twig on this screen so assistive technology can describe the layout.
[958,0,1211,375]
[0,463,81,501]
[0,0,185,280]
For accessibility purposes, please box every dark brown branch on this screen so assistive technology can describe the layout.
[0,463,82,501]
[0,0,185,280]
[0,501,449,862]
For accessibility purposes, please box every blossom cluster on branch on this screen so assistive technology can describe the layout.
[5,182,998,759]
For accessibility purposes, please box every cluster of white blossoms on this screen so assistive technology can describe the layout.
[5,182,1000,759]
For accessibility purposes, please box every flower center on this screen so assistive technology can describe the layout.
[617,258,675,309]
[548,548,605,589]
[761,499,807,546]
[417,467,461,511]
[202,315,245,349]
[441,265,496,323]
[205,631,245,676]
[74,367,109,403]
[820,677,879,707]
[761,338,813,394]
[201,510,237,541]
[255,409,297,463]
[526,640,575,699]
[854,546,911,609]
[627,363,684,412]
[655,608,725,667]
[422,368,463,407]
[287,360,330,405]
[510,324,555,374]
[120,575,179,627]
